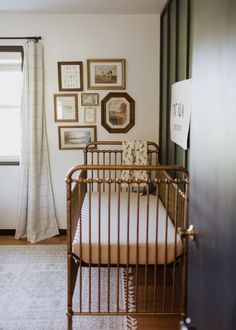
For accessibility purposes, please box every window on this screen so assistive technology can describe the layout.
[0,47,23,164]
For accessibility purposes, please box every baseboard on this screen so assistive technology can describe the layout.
[0,229,15,235]
[59,229,67,235]
[0,229,67,235]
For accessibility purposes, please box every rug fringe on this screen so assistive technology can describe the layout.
[123,269,138,330]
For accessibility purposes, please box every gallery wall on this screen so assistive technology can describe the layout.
[0,14,160,229]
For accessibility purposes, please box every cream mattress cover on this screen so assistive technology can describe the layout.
[72,192,183,265]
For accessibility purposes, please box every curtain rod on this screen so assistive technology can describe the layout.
[0,36,41,42]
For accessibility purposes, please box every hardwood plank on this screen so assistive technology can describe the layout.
[0,235,67,245]
[136,316,180,330]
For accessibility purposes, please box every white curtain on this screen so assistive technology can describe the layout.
[15,41,59,243]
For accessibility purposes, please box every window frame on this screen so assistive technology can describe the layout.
[0,46,23,166]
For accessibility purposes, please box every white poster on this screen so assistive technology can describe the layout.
[170,79,192,150]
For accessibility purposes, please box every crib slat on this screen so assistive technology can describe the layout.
[109,151,111,180]
[97,152,99,184]
[103,152,105,192]
[135,183,140,313]
[66,179,73,322]
[181,180,189,314]
[98,182,101,313]
[78,183,83,313]
[107,181,111,312]
[120,150,123,188]
[126,184,131,313]
[116,182,121,312]
[91,153,94,191]
[115,152,117,192]
[154,183,159,312]
[163,182,170,312]
[88,183,92,312]
[171,184,178,311]
[145,184,150,312]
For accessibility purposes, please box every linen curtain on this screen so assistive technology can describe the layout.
[15,41,59,243]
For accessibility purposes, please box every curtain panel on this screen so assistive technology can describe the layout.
[15,41,59,243]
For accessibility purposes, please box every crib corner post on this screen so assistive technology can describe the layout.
[67,251,73,330]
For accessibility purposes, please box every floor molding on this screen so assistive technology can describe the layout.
[59,229,67,235]
[0,229,67,235]
[0,229,15,235]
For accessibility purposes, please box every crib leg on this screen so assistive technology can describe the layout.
[67,252,73,330]
[67,312,73,330]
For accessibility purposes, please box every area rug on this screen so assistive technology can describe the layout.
[0,245,137,330]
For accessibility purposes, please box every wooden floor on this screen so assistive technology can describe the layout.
[0,235,181,330]
[0,234,66,245]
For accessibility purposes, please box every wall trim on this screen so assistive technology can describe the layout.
[59,229,67,235]
[0,229,67,235]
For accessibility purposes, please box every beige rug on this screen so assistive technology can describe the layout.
[0,245,137,330]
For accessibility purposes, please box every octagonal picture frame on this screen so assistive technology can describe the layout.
[101,92,135,133]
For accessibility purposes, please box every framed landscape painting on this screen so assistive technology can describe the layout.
[81,93,99,106]
[58,125,97,150]
[101,92,135,133]
[87,59,125,90]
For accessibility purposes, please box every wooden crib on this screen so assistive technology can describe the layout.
[65,141,189,329]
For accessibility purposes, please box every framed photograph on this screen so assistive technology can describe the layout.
[84,107,96,124]
[54,94,78,122]
[81,93,99,106]
[58,126,97,150]
[58,61,83,91]
[87,59,125,90]
[101,92,135,133]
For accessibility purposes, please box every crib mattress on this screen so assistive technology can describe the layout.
[72,192,183,265]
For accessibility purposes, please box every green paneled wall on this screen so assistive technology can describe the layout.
[159,0,192,168]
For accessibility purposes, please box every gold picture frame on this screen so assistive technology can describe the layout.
[84,107,96,124]
[81,93,99,106]
[87,59,126,90]
[54,94,78,122]
[58,61,83,91]
[58,125,97,150]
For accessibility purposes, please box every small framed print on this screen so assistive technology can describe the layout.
[58,61,83,91]
[84,107,96,124]
[87,59,126,90]
[81,93,99,106]
[58,125,97,150]
[54,94,78,122]
[101,92,135,133]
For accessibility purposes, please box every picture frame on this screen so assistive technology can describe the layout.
[58,126,97,150]
[58,61,83,91]
[81,93,99,106]
[101,92,135,133]
[87,59,126,90]
[84,107,96,124]
[54,93,78,122]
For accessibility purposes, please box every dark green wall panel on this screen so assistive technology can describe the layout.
[159,0,192,168]
[160,11,168,164]
[167,0,177,165]
[177,0,188,80]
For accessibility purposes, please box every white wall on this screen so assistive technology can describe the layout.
[0,14,160,229]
